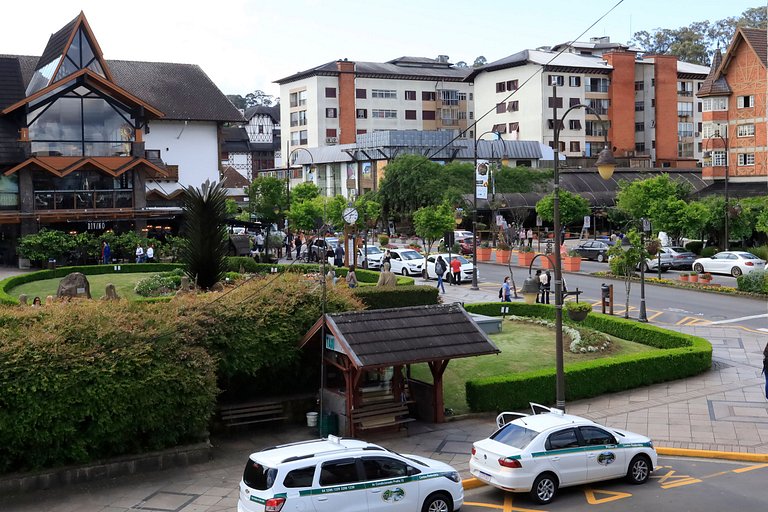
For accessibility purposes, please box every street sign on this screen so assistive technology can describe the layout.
[583,215,591,228]
[536,215,542,227]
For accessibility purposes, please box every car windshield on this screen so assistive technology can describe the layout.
[363,246,383,254]
[737,252,759,259]
[400,250,422,260]
[670,247,687,252]
[448,255,468,264]
[490,423,539,449]
[243,459,277,490]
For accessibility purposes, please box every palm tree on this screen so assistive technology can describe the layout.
[181,180,228,289]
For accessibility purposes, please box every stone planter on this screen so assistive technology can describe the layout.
[540,255,554,269]
[496,249,512,264]
[518,252,535,267]
[562,256,581,272]
[477,247,492,261]
[699,275,711,284]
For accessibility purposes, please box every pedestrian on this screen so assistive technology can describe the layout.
[450,256,462,285]
[32,296,42,307]
[534,269,542,303]
[500,276,512,302]
[518,227,526,247]
[526,228,534,248]
[135,244,144,263]
[435,255,447,294]
[101,240,111,265]
[763,342,768,400]
[146,244,155,263]
[325,245,335,266]
[334,244,344,267]
[540,269,551,304]
[294,233,302,259]
[345,265,358,288]
[255,231,264,252]
[326,267,337,286]
[383,249,391,266]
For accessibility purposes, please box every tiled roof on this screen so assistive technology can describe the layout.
[244,105,280,122]
[276,58,471,85]
[740,28,767,68]
[697,50,731,97]
[222,127,250,152]
[220,166,250,188]
[467,49,611,80]
[36,15,78,71]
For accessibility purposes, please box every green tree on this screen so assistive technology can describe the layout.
[246,176,287,226]
[226,94,246,110]
[681,201,712,240]
[494,166,553,193]
[290,182,320,204]
[244,89,276,107]
[181,180,229,289]
[355,192,382,229]
[615,175,692,242]
[17,229,76,265]
[287,197,324,232]
[413,203,455,259]
[225,198,240,216]
[535,190,590,227]
[378,155,443,220]
[607,230,647,319]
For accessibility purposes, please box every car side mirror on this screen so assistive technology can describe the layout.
[710,256,716,259]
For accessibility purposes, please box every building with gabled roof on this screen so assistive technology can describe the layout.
[0,12,243,264]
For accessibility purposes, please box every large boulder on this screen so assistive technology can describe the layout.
[56,272,92,299]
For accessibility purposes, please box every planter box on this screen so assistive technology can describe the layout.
[562,256,581,272]
[680,275,689,282]
[540,255,554,269]
[477,247,492,261]
[689,274,698,283]
[517,252,535,267]
[496,249,512,264]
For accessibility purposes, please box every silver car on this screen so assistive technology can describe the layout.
[659,246,696,270]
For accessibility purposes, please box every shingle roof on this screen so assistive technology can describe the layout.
[311,304,500,369]
[244,105,280,122]
[220,165,250,188]
[222,127,250,152]
[275,58,471,85]
[467,49,612,80]
[697,50,731,98]
[740,27,767,68]
[35,15,78,71]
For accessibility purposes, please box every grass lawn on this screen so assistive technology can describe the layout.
[410,319,657,415]
[10,272,160,303]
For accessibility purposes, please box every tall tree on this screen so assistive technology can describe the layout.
[181,180,228,289]
[245,90,276,107]
[246,176,287,225]
[413,203,455,272]
[473,56,487,67]
[378,155,443,220]
[615,174,691,241]
[226,94,246,110]
[290,182,320,204]
[535,190,590,227]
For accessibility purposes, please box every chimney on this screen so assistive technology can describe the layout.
[437,55,450,63]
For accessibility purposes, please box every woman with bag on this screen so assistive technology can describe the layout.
[435,255,447,294]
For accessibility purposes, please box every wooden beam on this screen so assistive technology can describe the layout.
[428,360,449,423]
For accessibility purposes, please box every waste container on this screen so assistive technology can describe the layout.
[318,411,338,437]
[47,258,56,270]
[306,412,318,428]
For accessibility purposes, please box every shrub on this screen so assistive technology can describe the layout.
[700,246,718,258]
[684,241,703,255]
[133,268,185,297]
[378,235,390,246]
[352,285,439,309]
[748,245,768,261]
[565,301,592,313]
[463,302,711,412]
[736,269,768,294]
[497,242,510,251]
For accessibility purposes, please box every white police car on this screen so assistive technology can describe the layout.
[469,404,657,504]
[239,435,464,512]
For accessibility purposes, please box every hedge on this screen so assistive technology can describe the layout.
[463,302,712,412]
[0,263,184,305]
[352,285,439,309]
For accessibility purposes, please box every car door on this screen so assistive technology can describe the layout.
[426,256,436,278]
[543,428,587,486]
[314,458,367,512]
[389,252,403,274]
[708,253,728,273]
[361,456,418,512]
[577,242,592,259]
[282,465,317,510]
[580,426,626,481]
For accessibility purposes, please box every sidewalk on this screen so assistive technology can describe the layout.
[4,267,768,512]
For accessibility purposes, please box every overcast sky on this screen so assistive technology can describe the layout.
[1,0,759,98]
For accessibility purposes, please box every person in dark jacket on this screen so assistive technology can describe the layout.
[334,244,345,267]
[435,255,447,294]
[763,342,768,400]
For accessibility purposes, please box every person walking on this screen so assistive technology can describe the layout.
[146,244,155,263]
[540,269,551,304]
[435,255,447,294]
[135,244,144,263]
[383,249,391,266]
[255,232,264,253]
[501,276,512,302]
[294,234,302,259]
[334,244,345,267]
[526,228,534,248]
[450,256,462,285]
[534,269,543,303]
[345,265,358,288]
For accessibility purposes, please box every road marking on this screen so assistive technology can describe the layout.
[653,469,702,489]
[503,495,542,512]
[646,311,664,321]
[733,463,768,473]
[709,313,768,325]
[584,488,632,504]
[464,502,504,510]
[760,328,768,333]
[675,316,696,325]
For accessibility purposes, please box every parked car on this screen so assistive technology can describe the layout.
[239,435,464,512]
[692,251,767,277]
[469,404,657,505]
[572,240,613,262]
[438,235,473,255]
[659,246,696,270]
[638,250,673,272]
[388,248,424,276]
[357,245,384,269]
[309,237,339,262]
[423,253,476,282]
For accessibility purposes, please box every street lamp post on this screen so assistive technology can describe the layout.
[286,148,315,259]
[551,85,616,410]
[472,131,500,291]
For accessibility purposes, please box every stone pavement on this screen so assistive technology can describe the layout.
[3,267,768,512]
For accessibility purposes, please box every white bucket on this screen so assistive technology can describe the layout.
[306,412,319,427]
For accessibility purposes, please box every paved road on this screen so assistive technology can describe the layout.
[463,456,768,511]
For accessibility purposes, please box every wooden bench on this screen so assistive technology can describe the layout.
[352,402,415,432]
[219,400,287,428]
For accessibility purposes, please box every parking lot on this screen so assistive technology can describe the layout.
[462,456,768,511]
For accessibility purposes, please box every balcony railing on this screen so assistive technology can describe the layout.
[34,190,133,210]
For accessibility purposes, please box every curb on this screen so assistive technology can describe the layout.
[462,477,486,490]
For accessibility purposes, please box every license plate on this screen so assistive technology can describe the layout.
[478,471,492,482]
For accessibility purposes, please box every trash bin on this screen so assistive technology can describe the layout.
[306,412,318,428]
[318,412,338,437]
[47,258,56,270]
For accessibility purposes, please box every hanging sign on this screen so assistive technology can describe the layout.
[475,161,489,200]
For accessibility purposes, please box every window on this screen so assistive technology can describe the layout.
[325,108,337,118]
[289,91,306,107]
[569,141,580,152]
[702,97,727,111]
[548,75,564,86]
[507,101,519,112]
[569,119,581,130]
[586,77,610,92]
[677,81,693,96]
[587,98,609,115]
[569,76,581,87]
[547,119,565,130]
[651,78,655,87]
[284,466,316,488]
[509,122,519,132]
[320,459,361,486]
[496,82,506,93]
[325,87,336,98]
[634,81,644,91]
[677,102,693,117]
[635,142,646,153]
[491,123,507,133]
[678,122,694,138]
[737,95,754,108]
[569,97,580,107]
[405,90,416,100]
[496,103,506,114]
[678,141,694,158]
[469,111,474,120]
[356,109,367,119]
[579,426,616,446]
[548,97,563,108]
[697,102,702,112]
[546,429,579,450]
[372,109,397,119]
[635,122,644,132]
[356,129,367,135]
[738,153,755,166]
[635,101,644,112]
[469,92,473,100]
[326,128,337,137]
[737,124,755,137]
[585,120,609,137]
[289,111,307,127]
[490,423,539,449]
[702,123,721,139]
[361,457,413,481]
[422,91,436,101]
[548,140,566,152]
[422,110,436,120]
[651,99,655,107]
[355,88,367,99]
[243,461,277,491]
[405,110,417,120]
[439,89,463,105]
[506,79,519,91]
[372,89,397,99]
[712,150,727,166]
[297,90,307,106]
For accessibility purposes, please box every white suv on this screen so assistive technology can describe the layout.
[239,435,464,512]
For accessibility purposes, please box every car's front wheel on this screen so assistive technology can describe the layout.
[422,269,429,279]
[421,491,452,512]
[530,472,558,504]
[597,253,605,263]
[731,266,742,277]
[402,269,409,276]
[626,455,651,484]
[693,263,704,273]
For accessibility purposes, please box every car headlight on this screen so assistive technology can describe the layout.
[444,471,461,483]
